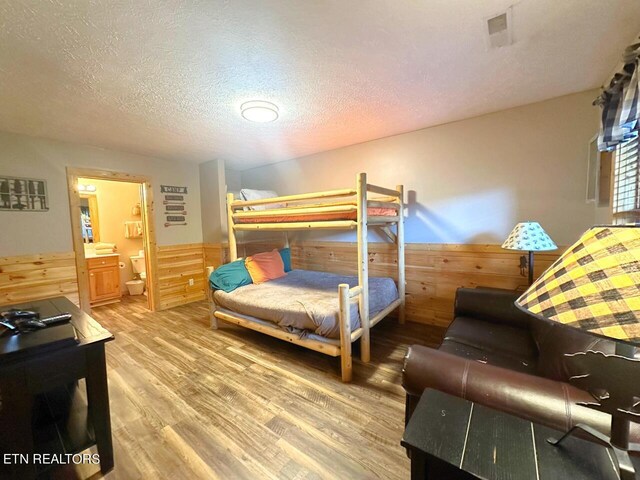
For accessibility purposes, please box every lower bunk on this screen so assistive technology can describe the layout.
[205,268,401,381]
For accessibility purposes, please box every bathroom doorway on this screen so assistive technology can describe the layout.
[66,168,159,313]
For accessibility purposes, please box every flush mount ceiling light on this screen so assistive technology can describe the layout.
[240,100,279,123]
[78,184,96,192]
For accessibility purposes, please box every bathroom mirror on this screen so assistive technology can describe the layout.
[80,194,100,243]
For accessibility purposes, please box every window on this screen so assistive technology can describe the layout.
[587,137,612,207]
[613,135,640,223]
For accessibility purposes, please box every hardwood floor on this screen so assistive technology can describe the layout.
[61,296,444,480]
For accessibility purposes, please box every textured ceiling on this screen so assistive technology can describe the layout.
[0,1,639,170]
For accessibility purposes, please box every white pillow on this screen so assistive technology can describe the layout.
[240,188,285,211]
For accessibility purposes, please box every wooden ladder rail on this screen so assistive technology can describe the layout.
[227,192,238,262]
[205,266,218,329]
[356,172,371,363]
[396,183,406,324]
[338,283,353,382]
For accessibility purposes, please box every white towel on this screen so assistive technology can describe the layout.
[94,242,117,250]
[124,221,143,239]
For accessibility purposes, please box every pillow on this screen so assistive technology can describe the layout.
[240,188,284,211]
[245,250,286,284]
[209,259,253,293]
[279,247,292,272]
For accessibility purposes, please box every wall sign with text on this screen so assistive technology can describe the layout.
[160,185,188,194]
[161,185,188,227]
[0,176,49,211]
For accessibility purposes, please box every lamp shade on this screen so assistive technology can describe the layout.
[516,225,640,343]
[502,222,557,251]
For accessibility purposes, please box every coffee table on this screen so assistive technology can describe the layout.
[402,388,639,479]
[0,297,114,479]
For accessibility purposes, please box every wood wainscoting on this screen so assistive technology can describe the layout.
[209,241,563,329]
[157,243,208,310]
[156,242,226,311]
[1,241,562,322]
[203,243,226,270]
[0,252,79,307]
[0,244,208,312]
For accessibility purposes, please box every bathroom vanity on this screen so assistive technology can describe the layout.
[86,254,121,306]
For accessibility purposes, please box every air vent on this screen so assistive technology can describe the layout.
[485,7,513,49]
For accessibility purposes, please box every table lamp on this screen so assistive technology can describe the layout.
[516,224,640,480]
[502,221,557,285]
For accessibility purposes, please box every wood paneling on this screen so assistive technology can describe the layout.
[203,243,226,270]
[293,242,563,328]
[1,243,209,312]
[0,252,79,306]
[205,241,563,329]
[0,239,554,321]
[157,243,207,310]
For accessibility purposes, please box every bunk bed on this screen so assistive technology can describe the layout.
[205,172,405,382]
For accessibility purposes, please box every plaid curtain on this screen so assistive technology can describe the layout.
[595,40,640,152]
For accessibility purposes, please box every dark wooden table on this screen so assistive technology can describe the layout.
[402,388,639,479]
[0,297,114,479]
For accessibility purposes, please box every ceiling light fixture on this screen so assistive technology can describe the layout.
[240,100,279,123]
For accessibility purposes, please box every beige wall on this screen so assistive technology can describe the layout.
[199,159,227,243]
[81,178,143,293]
[0,89,607,258]
[225,168,241,193]
[0,131,203,257]
[198,162,244,244]
[240,90,603,246]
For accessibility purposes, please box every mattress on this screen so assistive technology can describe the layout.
[212,269,399,339]
[235,206,396,223]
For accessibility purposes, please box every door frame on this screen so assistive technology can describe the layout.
[66,167,160,313]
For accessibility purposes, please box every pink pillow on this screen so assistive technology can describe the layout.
[245,250,286,284]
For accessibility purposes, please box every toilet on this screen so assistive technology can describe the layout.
[127,251,147,296]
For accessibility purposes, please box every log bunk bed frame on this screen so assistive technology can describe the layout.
[205,173,405,382]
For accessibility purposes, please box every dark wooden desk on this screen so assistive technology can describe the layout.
[402,389,639,480]
[0,297,114,479]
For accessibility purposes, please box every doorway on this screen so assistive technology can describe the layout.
[66,167,159,313]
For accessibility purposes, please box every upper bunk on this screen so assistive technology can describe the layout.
[227,172,403,232]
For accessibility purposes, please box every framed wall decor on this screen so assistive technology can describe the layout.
[161,185,188,226]
[0,176,49,211]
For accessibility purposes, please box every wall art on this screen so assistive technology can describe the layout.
[0,176,49,211]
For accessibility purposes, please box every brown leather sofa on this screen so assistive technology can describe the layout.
[402,287,640,442]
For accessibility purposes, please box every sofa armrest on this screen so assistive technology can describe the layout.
[402,345,638,442]
[454,287,532,329]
